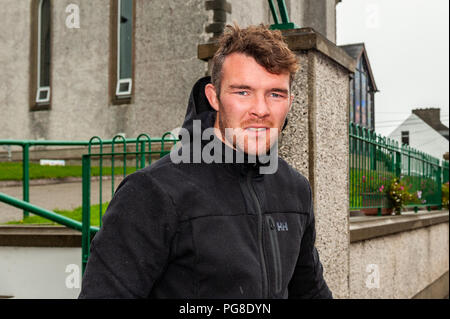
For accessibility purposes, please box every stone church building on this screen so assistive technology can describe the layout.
[1,0,342,141]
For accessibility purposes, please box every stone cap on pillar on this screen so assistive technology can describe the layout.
[198,27,356,74]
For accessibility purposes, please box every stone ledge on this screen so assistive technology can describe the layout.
[350,210,449,243]
[0,225,81,247]
[197,27,356,73]
[413,271,449,299]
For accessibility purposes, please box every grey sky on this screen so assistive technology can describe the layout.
[336,0,449,136]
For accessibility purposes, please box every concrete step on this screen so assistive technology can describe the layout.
[0,225,81,247]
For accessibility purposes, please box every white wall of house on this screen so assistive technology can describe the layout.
[389,113,449,161]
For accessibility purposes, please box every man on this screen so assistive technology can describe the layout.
[79,24,332,299]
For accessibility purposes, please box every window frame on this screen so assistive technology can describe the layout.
[29,0,52,111]
[351,55,376,129]
[110,0,135,105]
[401,131,410,146]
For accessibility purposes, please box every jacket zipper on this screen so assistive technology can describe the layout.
[266,215,282,294]
[246,171,269,298]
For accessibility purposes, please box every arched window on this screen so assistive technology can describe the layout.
[30,0,52,110]
[351,56,375,130]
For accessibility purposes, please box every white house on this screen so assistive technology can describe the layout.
[389,109,449,160]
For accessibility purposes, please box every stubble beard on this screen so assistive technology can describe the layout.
[217,101,277,156]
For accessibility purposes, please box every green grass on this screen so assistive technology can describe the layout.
[3,202,109,227]
[0,162,138,181]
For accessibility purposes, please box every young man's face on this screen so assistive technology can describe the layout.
[205,53,293,155]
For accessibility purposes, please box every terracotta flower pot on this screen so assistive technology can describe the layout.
[361,207,393,216]
[360,192,393,216]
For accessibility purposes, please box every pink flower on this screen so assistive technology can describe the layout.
[362,176,366,182]
[400,186,404,191]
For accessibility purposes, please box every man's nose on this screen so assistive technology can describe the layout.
[250,95,270,118]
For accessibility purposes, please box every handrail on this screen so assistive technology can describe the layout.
[0,137,177,146]
[0,192,99,233]
[1,134,179,273]
[0,134,178,219]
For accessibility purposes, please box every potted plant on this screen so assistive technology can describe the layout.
[359,174,394,216]
[386,177,418,215]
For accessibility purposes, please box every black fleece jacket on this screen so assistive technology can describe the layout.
[79,76,332,299]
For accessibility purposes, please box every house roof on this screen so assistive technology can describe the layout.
[388,113,449,159]
[339,43,379,92]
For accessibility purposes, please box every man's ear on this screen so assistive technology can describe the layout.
[205,83,219,112]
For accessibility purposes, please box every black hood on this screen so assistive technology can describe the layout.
[181,76,216,136]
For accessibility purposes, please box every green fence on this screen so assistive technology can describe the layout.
[350,122,446,214]
[0,136,176,219]
[443,160,449,184]
[81,132,177,273]
[0,133,178,274]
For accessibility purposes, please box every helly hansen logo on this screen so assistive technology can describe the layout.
[276,222,288,231]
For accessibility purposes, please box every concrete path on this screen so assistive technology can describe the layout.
[0,178,124,224]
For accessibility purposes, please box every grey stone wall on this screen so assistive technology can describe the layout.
[350,222,449,298]
[227,0,270,27]
[0,0,209,141]
[312,52,350,298]
[0,0,31,141]
[280,50,350,299]
[226,0,337,43]
[279,53,310,177]
[0,1,340,142]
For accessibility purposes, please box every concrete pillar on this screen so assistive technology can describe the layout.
[280,28,354,298]
[198,27,356,298]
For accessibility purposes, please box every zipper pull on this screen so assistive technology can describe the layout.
[269,217,275,230]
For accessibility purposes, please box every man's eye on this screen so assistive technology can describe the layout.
[236,91,249,96]
[271,93,283,98]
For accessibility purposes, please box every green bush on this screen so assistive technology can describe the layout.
[386,178,419,215]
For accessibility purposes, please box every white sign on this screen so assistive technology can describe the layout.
[40,159,66,166]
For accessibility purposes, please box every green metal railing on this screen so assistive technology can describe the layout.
[0,133,178,274]
[0,137,176,219]
[350,122,445,214]
[81,132,178,273]
[443,160,449,184]
[0,140,93,219]
[268,0,299,30]
[0,191,96,232]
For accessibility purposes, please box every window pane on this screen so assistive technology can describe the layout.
[349,78,354,122]
[401,131,409,145]
[39,0,51,87]
[355,71,360,124]
[361,73,367,127]
[370,93,375,129]
[367,90,372,129]
[119,0,132,80]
